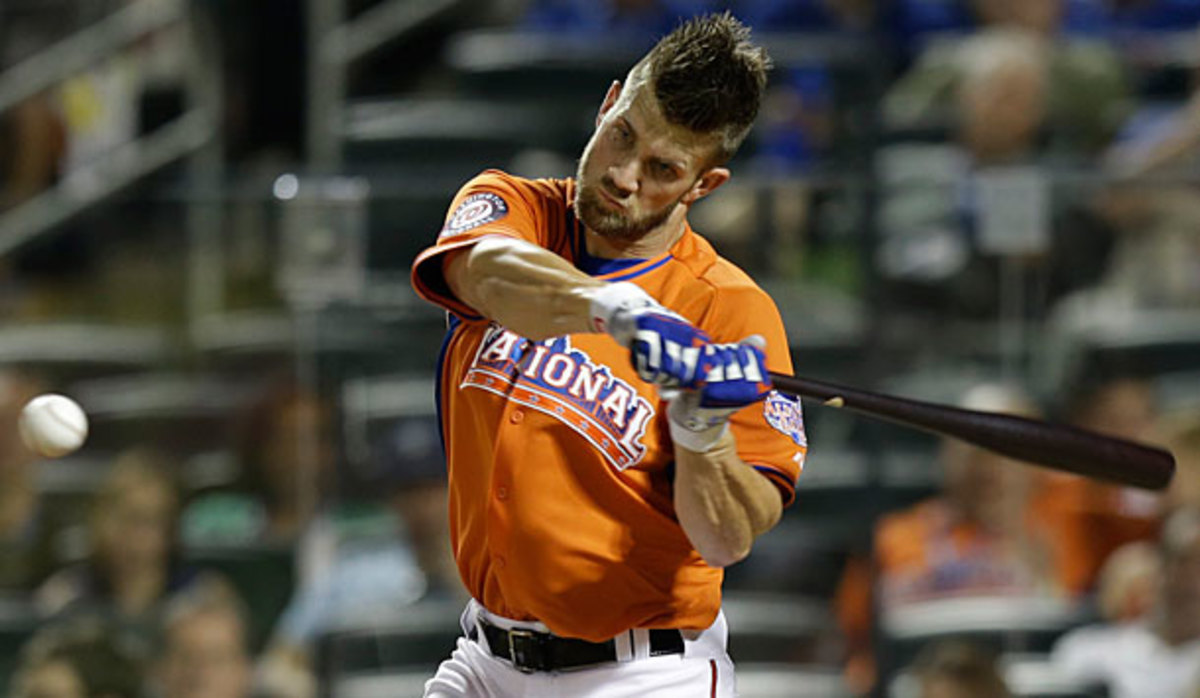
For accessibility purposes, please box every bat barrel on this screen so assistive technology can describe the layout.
[769,373,1175,491]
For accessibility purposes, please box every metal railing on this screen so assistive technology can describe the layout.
[0,0,224,331]
[306,0,464,170]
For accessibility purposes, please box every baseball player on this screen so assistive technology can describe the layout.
[411,13,807,697]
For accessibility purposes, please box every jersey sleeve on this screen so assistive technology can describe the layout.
[700,284,806,506]
[410,170,546,321]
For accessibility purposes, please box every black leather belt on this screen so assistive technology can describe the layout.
[473,616,685,673]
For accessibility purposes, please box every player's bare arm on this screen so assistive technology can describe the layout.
[674,430,783,567]
[446,236,783,566]
[442,237,605,341]
[415,16,787,695]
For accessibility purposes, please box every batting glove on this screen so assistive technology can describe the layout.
[590,281,708,389]
[668,336,772,452]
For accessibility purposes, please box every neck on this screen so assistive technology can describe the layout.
[584,206,688,259]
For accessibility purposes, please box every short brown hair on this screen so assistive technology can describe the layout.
[912,640,1012,698]
[161,576,250,656]
[632,12,771,164]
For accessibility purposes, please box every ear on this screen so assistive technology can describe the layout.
[596,81,622,127]
[682,167,730,206]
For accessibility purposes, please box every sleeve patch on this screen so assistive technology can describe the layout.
[763,390,806,447]
[441,192,509,237]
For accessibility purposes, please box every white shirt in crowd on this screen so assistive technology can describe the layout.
[1052,622,1200,698]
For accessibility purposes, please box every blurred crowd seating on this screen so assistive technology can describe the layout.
[2,1,1200,697]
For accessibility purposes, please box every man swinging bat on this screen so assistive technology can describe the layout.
[411,13,805,697]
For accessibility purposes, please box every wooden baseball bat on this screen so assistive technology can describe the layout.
[768,372,1175,491]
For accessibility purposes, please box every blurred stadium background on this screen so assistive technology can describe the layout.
[1,1,1200,697]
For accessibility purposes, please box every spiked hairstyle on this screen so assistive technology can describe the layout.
[630,13,772,164]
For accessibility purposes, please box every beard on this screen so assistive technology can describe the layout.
[574,162,679,243]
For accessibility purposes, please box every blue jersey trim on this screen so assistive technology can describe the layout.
[606,255,672,281]
[577,248,648,276]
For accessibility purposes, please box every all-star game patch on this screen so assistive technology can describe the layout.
[763,391,806,447]
[441,192,509,237]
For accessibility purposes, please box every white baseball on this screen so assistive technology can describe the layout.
[18,394,89,458]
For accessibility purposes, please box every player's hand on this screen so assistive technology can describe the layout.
[667,336,772,452]
[696,338,772,407]
[590,282,708,388]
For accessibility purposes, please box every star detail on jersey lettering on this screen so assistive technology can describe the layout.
[763,391,807,447]
[463,325,655,470]
[441,192,509,237]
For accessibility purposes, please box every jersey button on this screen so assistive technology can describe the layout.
[509,410,525,424]
[496,486,509,500]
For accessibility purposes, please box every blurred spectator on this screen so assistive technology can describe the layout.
[0,94,66,212]
[254,415,460,698]
[0,369,54,591]
[0,7,66,214]
[876,28,1126,318]
[908,639,1012,698]
[252,496,427,698]
[1,0,184,213]
[374,414,460,597]
[1034,375,1163,594]
[36,449,202,650]
[1051,507,1200,698]
[885,17,1129,158]
[1162,413,1200,516]
[9,619,145,698]
[1105,83,1200,178]
[185,382,458,696]
[838,383,1060,692]
[183,381,336,545]
[955,29,1049,164]
[1086,73,1200,310]
[150,578,252,698]
[1096,541,1162,624]
[875,384,1058,605]
[55,55,139,179]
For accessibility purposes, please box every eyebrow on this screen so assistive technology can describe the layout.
[618,116,687,171]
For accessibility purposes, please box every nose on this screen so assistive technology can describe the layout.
[607,158,639,197]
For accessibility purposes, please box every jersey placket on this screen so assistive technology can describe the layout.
[485,401,525,579]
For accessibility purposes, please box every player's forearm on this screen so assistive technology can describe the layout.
[673,432,782,568]
[444,237,605,340]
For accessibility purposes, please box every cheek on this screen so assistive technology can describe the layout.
[580,138,610,177]
[639,181,688,210]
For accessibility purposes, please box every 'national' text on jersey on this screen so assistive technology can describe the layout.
[464,324,655,470]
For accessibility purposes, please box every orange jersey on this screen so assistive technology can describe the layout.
[411,170,806,642]
[871,499,1058,604]
[1032,473,1161,594]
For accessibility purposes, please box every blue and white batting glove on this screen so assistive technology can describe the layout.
[589,281,707,389]
[668,336,772,452]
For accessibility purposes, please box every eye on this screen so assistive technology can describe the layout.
[612,122,632,144]
[652,161,678,180]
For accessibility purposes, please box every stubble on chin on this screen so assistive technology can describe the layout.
[574,184,675,243]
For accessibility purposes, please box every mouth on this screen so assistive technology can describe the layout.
[597,189,625,211]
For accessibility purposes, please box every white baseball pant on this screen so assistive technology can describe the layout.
[424,599,738,697]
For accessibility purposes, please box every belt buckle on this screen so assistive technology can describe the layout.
[507,628,544,673]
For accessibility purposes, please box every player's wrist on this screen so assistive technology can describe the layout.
[668,396,732,453]
[588,281,658,345]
